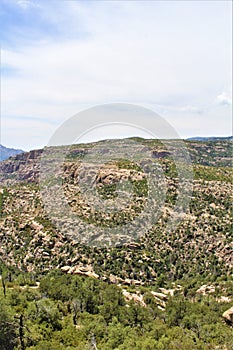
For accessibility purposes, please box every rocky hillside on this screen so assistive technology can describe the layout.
[0,138,232,349]
[0,138,232,184]
[0,139,232,280]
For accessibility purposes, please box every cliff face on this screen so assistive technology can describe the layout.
[0,149,43,183]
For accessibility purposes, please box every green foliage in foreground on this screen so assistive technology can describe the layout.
[0,269,232,350]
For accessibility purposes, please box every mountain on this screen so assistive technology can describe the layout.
[0,138,232,274]
[0,138,232,349]
[0,144,24,161]
[187,135,233,142]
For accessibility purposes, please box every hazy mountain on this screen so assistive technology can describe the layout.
[0,144,24,161]
[187,136,233,142]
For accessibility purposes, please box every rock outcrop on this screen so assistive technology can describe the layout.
[61,264,99,279]
[0,149,42,184]
[222,306,233,324]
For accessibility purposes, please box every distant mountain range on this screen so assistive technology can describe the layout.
[0,144,24,161]
[187,136,233,142]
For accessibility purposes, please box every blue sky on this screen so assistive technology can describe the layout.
[1,0,232,150]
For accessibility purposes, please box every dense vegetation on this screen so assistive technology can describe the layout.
[0,267,232,350]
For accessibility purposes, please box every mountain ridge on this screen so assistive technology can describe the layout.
[0,144,24,161]
[186,135,233,142]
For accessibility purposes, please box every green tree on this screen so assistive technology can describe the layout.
[0,298,18,350]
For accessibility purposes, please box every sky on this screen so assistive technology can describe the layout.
[0,0,232,151]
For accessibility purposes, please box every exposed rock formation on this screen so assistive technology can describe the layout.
[61,264,99,279]
[0,149,42,183]
[122,289,147,307]
[196,284,216,295]
[222,306,233,324]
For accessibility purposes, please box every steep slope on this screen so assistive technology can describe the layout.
[0,138,232,349]
[0,139,232,283]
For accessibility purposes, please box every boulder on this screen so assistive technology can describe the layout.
[62,264,99,279]
[222,306,233,324]
[61,266,72,273]
[122,289,146,307]
[196,284,215,295]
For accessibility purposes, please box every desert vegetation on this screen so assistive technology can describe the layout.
[0,139,232,349]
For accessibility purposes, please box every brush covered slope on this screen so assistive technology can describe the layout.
[0,138,232,350]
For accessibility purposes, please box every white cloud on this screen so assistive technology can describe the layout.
[217,91,232,106]
[163,105,203,114]
[17,0,39,10]
[1,1,232,149]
